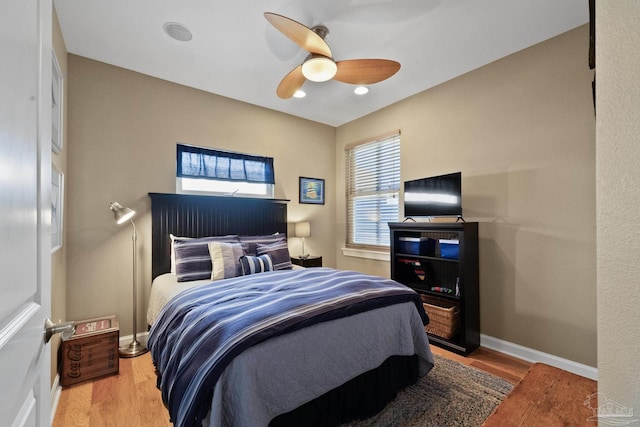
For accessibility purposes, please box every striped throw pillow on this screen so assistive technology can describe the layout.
[208,242,244,280]
[256,241,293,270]
[239,255,273,275]
[238,233,286,256]
[173,235,240,282]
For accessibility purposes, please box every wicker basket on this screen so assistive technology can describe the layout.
[421,295,460,339]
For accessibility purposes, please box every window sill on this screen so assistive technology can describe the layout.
[341,247,390,261]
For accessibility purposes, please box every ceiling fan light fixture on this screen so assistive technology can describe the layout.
[301,56,337,82]
[354,86,369,95]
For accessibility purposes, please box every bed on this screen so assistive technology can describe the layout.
[146,193,434,427]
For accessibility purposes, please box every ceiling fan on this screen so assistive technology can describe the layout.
[264,12,401,99]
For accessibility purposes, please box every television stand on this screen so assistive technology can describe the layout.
[388,221,479,355]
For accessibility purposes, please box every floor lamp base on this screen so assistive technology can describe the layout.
[119,339,148,358]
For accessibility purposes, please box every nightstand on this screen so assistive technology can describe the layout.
[291,255,322,268]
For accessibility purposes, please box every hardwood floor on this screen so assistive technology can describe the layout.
[484,363,598,427]
[52,345,593,427]
[53,352,171,427]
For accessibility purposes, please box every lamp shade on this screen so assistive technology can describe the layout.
[294,221,311,238]
[109,202,136,224]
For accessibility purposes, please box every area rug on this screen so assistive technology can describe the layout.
[344,354,514,427]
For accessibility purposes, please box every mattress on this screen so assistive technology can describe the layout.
[147,273,210,326]
[147,267,305,325]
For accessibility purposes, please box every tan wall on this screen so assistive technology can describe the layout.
[65,55,336,337]
[51,6,68,385]
[597,1,640,410]
[336,25,596,366]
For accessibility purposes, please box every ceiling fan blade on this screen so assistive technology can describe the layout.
[334,59,401,85]
[277,65,306,99]
[264,12,332,58]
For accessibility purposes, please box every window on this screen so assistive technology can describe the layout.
[52,52,63,153]
[345,131,400,249]
[176,144,275,198]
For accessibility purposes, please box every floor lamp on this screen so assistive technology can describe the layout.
[109,202,148,358]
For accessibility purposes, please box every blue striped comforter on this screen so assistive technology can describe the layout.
[148,267,429,427]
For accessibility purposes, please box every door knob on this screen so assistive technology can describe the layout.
[44,318,75,343]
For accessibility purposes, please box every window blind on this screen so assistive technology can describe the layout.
[345,132,400,248]
[177,144,275,184]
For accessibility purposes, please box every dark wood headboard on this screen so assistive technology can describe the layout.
[148,193,289,280]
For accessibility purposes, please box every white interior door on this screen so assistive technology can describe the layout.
[0,0,53,426]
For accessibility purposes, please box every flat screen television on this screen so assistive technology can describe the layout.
[403,172,462,218]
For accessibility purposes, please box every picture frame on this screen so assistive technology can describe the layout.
[299,177,325,205]
[52,165,64,252]
[52,52,63,154]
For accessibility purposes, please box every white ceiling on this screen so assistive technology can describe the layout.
[54,0,588,127]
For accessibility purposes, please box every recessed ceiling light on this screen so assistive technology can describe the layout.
[354,86,369,95]
[163,22,193,42]
[293,90,306,98]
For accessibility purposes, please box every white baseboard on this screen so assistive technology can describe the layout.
[50,374,61,426]
[480,334,598,381]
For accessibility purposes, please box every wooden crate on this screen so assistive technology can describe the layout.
[421,295,460,339]
[60,315,119,386]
